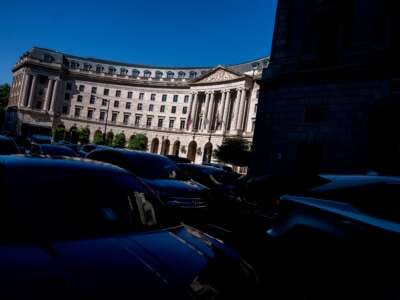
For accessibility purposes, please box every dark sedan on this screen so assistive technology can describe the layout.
[30,144,78,157]
[0,156,258,299]
[86,149,210,219]
[0,135,20,155]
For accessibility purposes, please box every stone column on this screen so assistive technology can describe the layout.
[43,79,54,111]
[222,90,231,132]
[237,88,247,131]
[19,73,30,106]
[27,75,38,109]
[206,92,215,131]
[203,92,211,130]
[218,91,227,132]
[50,79,61,113]
[231,89,241,131]
[191,93,199,131]
[188,93,195,119]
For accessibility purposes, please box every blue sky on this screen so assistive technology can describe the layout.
[0,0,277,83]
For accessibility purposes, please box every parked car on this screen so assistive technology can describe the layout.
[57,140,82,153]
[0,155,258,299]
[267,174,400,240]
[204,162,234,173]
[29,134,52,144]
[30,144,78,157]
[166,155,192,164]
[0,135,20,155]
[78,144,111,157]
[86,149,210,220]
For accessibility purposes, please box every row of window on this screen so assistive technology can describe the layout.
[66,60,203,79]
[66,84,190,103]
[72,106,186,130]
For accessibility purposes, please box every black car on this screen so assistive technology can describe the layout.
[30,144,78,157]
[86,149,210,218]
[78,144,111,157]
[0,155,258,299]
[267,174,400,240]
[204,162,234,173]
[0,135,20,155]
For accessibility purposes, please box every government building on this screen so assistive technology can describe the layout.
[8,47,268,164]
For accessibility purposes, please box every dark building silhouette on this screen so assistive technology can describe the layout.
[252,0,400,176]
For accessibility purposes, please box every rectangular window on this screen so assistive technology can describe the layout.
[160,105,165,113]
[114,100,119,108]
[102,99,108,106]
[256,90,260,98]
[62,106,68,115]
[182,107,187,114]
[91,87,97,94]
[139,93,144,100]
[184,95,189,103]
[180,120,186,130]
[87,109,94,119]
[123,114,130,124]
[252,120,256,132]
[65,93,70,100]
[149,104,154,112]
[116,90,121,97]
[304,106,327,123]
[137,103,143,111]
[79,85,85,92]
[74,106,81,117]
[90,95,96,104]
[162,94,167,102]
[127,91,133,99]
[171,106,176,114]
[254,104,258,114]
[158,118,164,128]
[135,116,141,127]
[100,110,106,121]
[169,119,175,129]
[111,112,118,123]
[77,95,83,102]
[173,95,178,102]
[104,88,109,96]
[126,102,131,109]
[66,82,72,90]
[151,94,156,101]
[146,117,153,128]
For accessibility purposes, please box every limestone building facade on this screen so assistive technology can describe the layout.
[8,47,268,163]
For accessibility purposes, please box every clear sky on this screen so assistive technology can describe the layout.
[0,0,277,84]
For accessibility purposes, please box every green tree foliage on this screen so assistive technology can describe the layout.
[112,132,126,148]
[93,130,105,145]
[78,127,90,144]
[106,132,114,146]
[53,126,66,142]
[214,137,251,166]
[128,134,148,151]
[0,84,10,128]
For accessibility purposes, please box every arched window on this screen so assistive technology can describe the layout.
[70,61,79,69]
[155,71,163,79]
[96,65,104,73]
[132,69,140,77]
[108,66,116,74]
[189,71,197,79]
[120,68,128,76]
[144,70,152,78]
[83,63,92,71]
[167,71,175,79]
[178,71,186,79]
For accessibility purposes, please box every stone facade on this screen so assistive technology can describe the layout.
[252,0,400,176]
[9,47,268,164]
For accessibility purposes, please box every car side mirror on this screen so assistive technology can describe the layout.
[129,192,157,226]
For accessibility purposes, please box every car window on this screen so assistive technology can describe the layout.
[42,146,76,157]
[0,139,20,155]
[1,166,160,242]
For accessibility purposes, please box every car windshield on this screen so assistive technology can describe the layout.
[0,139,19,155]
[126,154,189,180]
[0,165,160,242]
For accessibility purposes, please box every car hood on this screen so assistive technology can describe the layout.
[0,225,255,299]
[142,178,208,198]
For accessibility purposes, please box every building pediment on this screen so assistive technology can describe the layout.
[193,66,245,84]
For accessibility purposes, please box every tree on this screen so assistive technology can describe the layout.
[214,137,251,166]
[53,126,66,142]
[93,130,105,145]
[78,127,90,144]
[112,132,126,148]
[128,134,148,151]
[0,84,10,128]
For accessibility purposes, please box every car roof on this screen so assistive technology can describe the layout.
[92,148,173,162]
[312,174,400,192]
[178,163,223,174]
[0,155,131,175]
